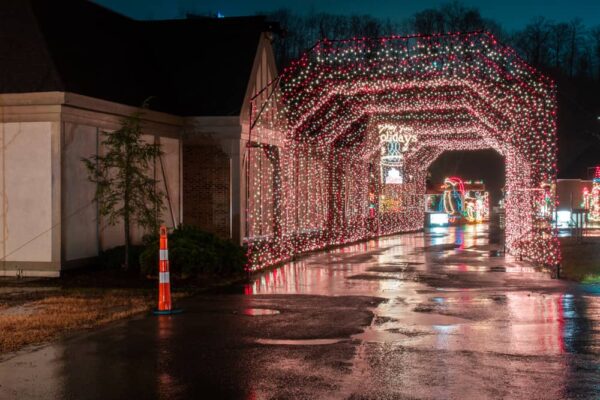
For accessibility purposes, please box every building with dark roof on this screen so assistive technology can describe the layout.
[0,0,279,276]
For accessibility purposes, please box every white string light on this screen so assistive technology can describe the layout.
[247,32,560,270]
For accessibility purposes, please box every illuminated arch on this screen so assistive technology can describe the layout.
[247,31,559,269]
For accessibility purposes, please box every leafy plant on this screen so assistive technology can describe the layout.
[83,103,164,270]
[99,245,145,270]
[140,226,247,277]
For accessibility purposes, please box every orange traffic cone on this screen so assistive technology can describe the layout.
[153,226,182,315]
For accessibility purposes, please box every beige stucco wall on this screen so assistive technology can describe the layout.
[159,136,182,227]
[0,122,54,272]
[63,123,98,262]
[0,92,183,276]
[63,120,182,262]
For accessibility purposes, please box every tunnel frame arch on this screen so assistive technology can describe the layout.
[246,31,559,270]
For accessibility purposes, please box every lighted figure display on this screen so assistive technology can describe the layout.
[439,177,489,224]
[425,194,441,212]
[463,180,490,222]
[442,177,465,222]
[464,191,489,223]
[537,183,554,218]
[463,198,477,222]
[583,166,600,222]
[368,192,377,218]
[379,193,402,212]
[248,32,559,269]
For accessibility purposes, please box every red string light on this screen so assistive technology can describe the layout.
[247,31,560,270]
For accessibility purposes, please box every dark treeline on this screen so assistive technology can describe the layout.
[265,2,600,82]
[262,1,600,178]
[267,3,496,67]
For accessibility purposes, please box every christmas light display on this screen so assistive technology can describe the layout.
[442,177,465,221]
[436,177,490,223]
[583,166,600,222]
[247,31,560,269]
[463,180,490,223]
[464,191,489,223]
[378,123,416,185]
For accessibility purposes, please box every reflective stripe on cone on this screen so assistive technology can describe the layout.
[157,226,172,312]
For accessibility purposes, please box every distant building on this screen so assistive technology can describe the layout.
[0,0,279,276]
[556,179,592,211]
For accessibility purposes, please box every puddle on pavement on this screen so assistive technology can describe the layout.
[255,338,344,345]
[2,224,600,399]
[347,274,413,281]
[242,308,280,316]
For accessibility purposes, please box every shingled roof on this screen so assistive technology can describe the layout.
[0,0,278,116]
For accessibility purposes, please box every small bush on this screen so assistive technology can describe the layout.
[99,245,145,270]
[139,225,247,277]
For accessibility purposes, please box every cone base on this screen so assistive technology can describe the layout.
[153,308,183,316]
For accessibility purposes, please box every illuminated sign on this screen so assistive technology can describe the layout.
[377,124,418,152]
[378,124,417,185]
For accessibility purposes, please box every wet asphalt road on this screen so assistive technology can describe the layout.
[1,224,599,399]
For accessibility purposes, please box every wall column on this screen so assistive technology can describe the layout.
[229,139,246,245]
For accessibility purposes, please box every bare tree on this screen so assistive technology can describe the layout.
[380,18,401,37]
[413,9,445,34]
[267,3,597,82]
[482,18,505,37]
[549,22,570,70]
[513,17,551,67]
[576,46,593,78]
[441,1,483,32]
[566,19,584,78]
[590,26,600,80]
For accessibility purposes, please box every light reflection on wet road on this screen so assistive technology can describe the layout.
[247,225,547,297]
[0,224,598,399]
[245,224,600,398]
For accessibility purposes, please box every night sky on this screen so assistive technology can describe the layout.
[95,0,600,30]
[92,0,599,191]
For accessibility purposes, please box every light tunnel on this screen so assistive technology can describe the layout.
[246,31,559,270]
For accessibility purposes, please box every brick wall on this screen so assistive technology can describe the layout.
[182,145,230,238]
